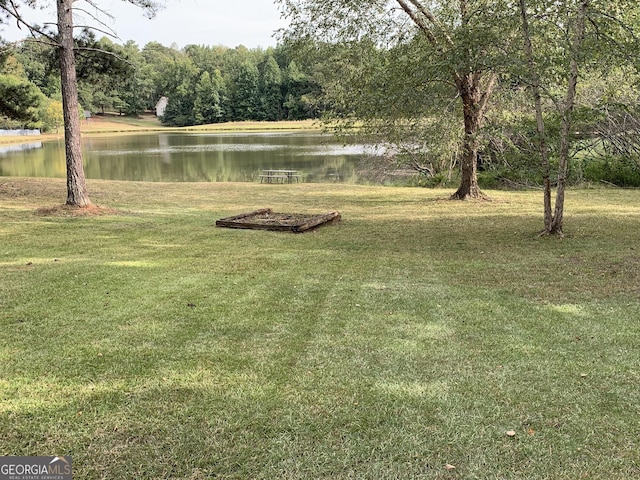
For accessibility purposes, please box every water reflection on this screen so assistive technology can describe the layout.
[0,142,43,154]
[0,132,372,183]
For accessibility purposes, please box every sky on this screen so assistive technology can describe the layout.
[1,0,288,49]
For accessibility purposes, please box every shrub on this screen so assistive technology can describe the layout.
[583,156,640,187]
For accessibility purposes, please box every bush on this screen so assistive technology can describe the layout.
[477,171,504,189]
[583,156,640,187]
[410,171,458,188]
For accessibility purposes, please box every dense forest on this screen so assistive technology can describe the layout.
[0,32,321,129]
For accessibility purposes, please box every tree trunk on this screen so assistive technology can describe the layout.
[549,0,589,236]
[450,72,493,200]
[395,0,494,200]
[518,0,552,232]
[57,0,91,207]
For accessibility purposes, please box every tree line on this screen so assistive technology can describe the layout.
[1,33,322,129]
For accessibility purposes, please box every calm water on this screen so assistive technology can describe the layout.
[0,132,373,183]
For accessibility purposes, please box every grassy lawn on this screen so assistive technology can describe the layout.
[80,116,318,134]
[1,178,639,479]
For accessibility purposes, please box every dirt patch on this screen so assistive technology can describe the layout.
[244,212,321,226]
[1,180,62,199]
[34,204,122,217]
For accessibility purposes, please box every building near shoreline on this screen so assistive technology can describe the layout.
[155,97,169,117]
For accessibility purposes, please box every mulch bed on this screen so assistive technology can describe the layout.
[216,208,340,233]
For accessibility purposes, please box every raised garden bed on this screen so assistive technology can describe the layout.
[216,208,340,233]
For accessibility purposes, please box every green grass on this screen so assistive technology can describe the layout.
[1,179,639,479]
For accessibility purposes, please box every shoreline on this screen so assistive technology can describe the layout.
[0,118,319,147]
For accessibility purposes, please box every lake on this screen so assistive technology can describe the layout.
[0,132,377,183]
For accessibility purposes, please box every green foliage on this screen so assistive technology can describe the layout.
[159,56,199,126]
[227,59,260,121]
[582,155,640,187]
[193,70,224,124]
[0,51,46,129]
[118,42,156,116]
[258,55,283,121]
[38,98,63,132]
[0,72,43,128]
[0,41,10,66]
[483,62,640,189]
[143,43,320,125]
[15,38,61,98]
[74,32,129,113]
[282,60,316,119]
[9,32,321,125]
[307,38,468,177]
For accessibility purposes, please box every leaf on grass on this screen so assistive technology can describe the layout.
[445,464,456,470]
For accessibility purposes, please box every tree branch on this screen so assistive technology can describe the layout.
[394,0,462,87]
[478,73,497,116]
[74,24,117,38]
[74,45,133,66]
[0,2,60,45]
[394,0,438,45]
[407,0,454,46]
[394,0,456,48]
[71,5,118,37]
